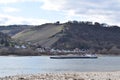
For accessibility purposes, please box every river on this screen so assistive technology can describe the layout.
[0,56,120,77]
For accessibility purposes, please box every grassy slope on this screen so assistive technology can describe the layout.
[12,24,63,47]
[0,25,32,36]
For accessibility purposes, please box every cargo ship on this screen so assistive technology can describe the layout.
[50,54,98,59]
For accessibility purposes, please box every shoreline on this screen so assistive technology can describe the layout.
[0,71,120,80]
[0,54,120,57]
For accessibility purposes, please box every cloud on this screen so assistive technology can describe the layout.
[0,0,49,25]
[0,14,49,25]
[41,0,120,13]
[0,0,120,26]
[0,0,39,4]
[40,0,120,26]
[0,0,26,4]
[41,0,66,11]
[0,0,18,4]
[1,7,20,13]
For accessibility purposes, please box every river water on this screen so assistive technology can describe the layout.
[0,56,120,77]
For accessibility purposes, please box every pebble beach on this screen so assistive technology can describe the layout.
[0,71,120,80]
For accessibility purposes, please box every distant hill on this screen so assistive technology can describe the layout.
[53,21,120,49]
[52,21,120,55]
[10,21,120,55]
[0,25,33,36]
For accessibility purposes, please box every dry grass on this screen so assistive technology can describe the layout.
[12,24,63,47]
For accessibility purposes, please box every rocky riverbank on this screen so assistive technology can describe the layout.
[0,71,120,80]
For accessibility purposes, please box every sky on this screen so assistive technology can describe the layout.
[0,0,120,26]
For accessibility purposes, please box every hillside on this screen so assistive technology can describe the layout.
[0,25,32,36]
[12,23,64,47]
[12,21,120,55]
[0,32,39,56]
[52,21,120,55]
[0,32,12,47]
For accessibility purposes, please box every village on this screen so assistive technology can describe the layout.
[13,44,91,55]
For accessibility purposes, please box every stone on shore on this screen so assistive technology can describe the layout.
[0,71,120,80]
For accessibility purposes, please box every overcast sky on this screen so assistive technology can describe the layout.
[0,0,120,26]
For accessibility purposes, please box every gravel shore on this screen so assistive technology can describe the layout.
[0,71,120,80]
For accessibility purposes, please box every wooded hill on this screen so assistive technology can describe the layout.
[1,21,120,55]
[52,21,120,55]
[53,21,120,49]
[0,32,12,47]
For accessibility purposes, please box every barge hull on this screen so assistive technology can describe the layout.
[50,56,98,59]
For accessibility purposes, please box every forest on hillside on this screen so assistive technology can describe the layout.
[52,21,120,55]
